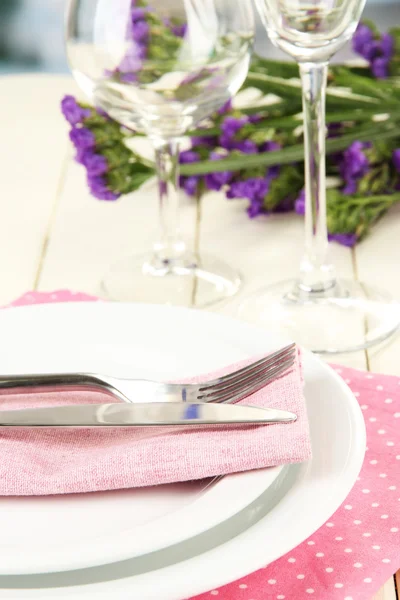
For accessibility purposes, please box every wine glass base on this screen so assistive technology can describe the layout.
[100,252,242,308]
[238,278,400,354]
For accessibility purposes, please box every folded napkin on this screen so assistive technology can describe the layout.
[0,291,311,496]
[193,364,400,600]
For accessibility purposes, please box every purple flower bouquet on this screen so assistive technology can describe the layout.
[62,19,400,247]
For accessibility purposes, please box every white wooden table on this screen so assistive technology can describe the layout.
[0,73,398,599]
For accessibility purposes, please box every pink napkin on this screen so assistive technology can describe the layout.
[193,364,400,600]
[0,291,311,496]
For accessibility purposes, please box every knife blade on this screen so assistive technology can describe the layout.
[0,402,297,427]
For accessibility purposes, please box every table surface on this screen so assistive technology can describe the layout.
[0,72,399,599]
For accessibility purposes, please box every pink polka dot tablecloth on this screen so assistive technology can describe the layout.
[5,291,400,600]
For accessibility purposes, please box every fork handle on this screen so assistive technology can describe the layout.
[0,373,128,403]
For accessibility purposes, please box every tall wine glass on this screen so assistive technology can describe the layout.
[66,0,254,306]
[239,0,400,353]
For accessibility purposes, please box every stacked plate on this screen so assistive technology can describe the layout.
[0,303,365,599]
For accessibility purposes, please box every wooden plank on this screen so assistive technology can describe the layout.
[0,74,77,304]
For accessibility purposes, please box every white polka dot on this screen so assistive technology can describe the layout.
[345,378,351,384]
[316,552,324,557]
[306,590,314,595]
[361,404,368,410]
[344,597,354,600]
[354,391,360,397]
[372,502,379,507]
[379,474,387,478]
[381,514,389,519]
[390,527,398,532]
[382,558,391,563]
[297,574,305,580]
[325,567,333,573]
[288,558,296,563]
[394,413,400,418]
[396,455,400,460]
[366,374,373,379]
[353,562,362,568]
[335,537,343,541]
[363,532,371,537]
[370,460,378,465]
[307,541,315,545]
[372,545,381,550]
[364,578,372,583]
[389,486,396,490]
[362,489,370,494]
[376,385,383,391]
[267,580,276,585]
[277,596,285,599]
[326,522,334,527]
[369,417,377,422]
[334,583,343,588]
[385,398,393,403]
[336,369,342,374]
[353,520,361,524]
[378,429,386,434]
[239,584,248,589]
[344,548,352,553]
[210,592,219,596]
[344,505,352,510]
[387,442,394,446]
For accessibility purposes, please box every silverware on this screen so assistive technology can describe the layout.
[0,343,296,405]
[0,402,297,427]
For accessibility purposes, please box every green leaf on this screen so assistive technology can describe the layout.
[180,124,400,176]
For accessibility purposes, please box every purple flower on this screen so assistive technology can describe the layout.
[131,7,147,21]
[69,127,96,150]
[352,24,394,79]
[295,189,305,215]
[328,233,357,247]
[61,95,91,126]
[226,181,246,199]
[132,20,149,42]
[235,139,258,154]
[81,151,109,177]
[119,45,144,73]
[171,23,187,37]
[260,140,280,153]
[393,149,400,172]
[180,175,199,196]
[191,134,217,148]
[221,116,247,138]
[87,175,119,201]
[217,99,232,115]
[340,141,369,193]
[204,152,233,191]
[371,57,390,79]
[381,33,394,58]
[179,150,200,164]
[352,23,373,55]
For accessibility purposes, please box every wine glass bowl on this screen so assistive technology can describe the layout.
[66,0,254,305]
[256,0,366,61]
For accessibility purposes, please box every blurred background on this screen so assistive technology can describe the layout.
[0,0,399,75]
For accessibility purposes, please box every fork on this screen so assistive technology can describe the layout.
[0,343,296,405]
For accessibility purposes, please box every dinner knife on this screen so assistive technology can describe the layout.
[0,402,297,427]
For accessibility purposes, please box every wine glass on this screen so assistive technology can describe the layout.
[238,0,400,353]
[66,0,254,306]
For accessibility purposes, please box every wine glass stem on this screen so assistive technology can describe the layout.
[298,62,336,293]
[152,137,186,262]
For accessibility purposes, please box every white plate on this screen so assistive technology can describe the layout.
[0,303,286,575]
[0,303,365,600]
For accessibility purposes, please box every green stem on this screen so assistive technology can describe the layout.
[180,124,400,176]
